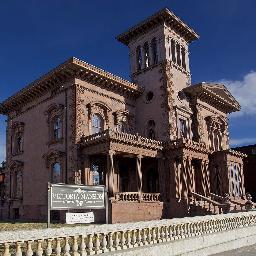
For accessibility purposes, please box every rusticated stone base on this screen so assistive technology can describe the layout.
[111,201,164,223]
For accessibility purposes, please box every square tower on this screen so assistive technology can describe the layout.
[117,8,199,141]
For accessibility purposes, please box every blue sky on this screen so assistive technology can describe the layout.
[1,0,256,162]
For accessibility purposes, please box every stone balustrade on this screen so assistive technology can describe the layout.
[190,192,229,214]
[1,212,256,255]
[80,129,163,150]
[114,192,161,202]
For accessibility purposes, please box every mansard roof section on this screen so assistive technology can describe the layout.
[117,8,199,45]
[183,82,241,113]
[0,57,142,114]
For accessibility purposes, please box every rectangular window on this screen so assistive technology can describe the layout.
[171,39,176,63]
[181,47,186,70]
[179,119,188,139]
[176,43,181,66]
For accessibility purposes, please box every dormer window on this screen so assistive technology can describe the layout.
[136,46,142,71]
[151,38,158,65]
[143,42,150,68]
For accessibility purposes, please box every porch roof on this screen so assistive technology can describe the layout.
[80,129,164,158]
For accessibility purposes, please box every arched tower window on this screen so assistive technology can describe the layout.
[171,39,176,63]
[181,47,186,70]
[92,114,104,134]
[176,43,181,66]
[136,46,142,71]
[52,162,61,184]
[147,120,156,140]
[151,38,158,65]
[143,42,150,68]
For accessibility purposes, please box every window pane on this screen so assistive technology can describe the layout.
[151,38,158,65]
[92,114,104,134]
[53,117,62,140]
[143,42,150,68]
[136,46,142,71]
[52,162,61,183]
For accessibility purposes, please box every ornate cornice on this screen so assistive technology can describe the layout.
[117,8,199,45]
[183,82,240,113]
[0,57,142,114]
[43,149,65,168]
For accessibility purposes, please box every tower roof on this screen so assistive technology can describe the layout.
[117,8,199,45]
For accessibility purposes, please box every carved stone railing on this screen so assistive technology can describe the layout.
[114,192,161,202]
[167,138,211,154]
[1,212,256,255]
[190,192,229,214]
[81,129,164,150]
[210,193,255,212]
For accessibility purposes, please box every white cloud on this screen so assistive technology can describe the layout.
[230,137,256,147]
[219,71,256,117]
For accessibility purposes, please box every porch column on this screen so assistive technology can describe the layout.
[107,150,115,197]
[83,155,92,185]
[136,155,143,199]
[186,156,193,196]
[158,158,165,200]
[181,157,188,199]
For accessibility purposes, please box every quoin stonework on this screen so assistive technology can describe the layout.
[0,8,249,223]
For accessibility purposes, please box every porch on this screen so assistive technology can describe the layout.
[79,129,165,222]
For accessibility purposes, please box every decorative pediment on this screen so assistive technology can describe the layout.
[11,121,25,133]
[86,101,111,124]
[9,160,24,170]
[183,82,241,113]
[43,149,65,168]
[44,104,64,122]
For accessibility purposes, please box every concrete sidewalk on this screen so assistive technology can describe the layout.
[212,244,256,256]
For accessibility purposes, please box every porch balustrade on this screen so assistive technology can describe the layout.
[114,192,161,202]
[1,212,256,255]
[81,129,163,149]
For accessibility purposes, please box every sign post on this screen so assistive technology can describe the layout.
[48,183,107,228]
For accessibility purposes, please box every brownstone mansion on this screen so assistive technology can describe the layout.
[0,8,249,223]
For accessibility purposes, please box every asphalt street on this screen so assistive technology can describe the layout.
[212,244,256,256]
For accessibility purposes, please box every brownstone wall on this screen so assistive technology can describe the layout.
[111,202,163,223]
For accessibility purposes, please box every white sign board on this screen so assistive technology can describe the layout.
[66,212,95,224]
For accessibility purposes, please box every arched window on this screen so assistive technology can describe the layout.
[181,47,186,70]
[151,38,158,65]
[171,39,176,63]
[52,162,61,183]
[53,116,62,141]
[92,114,104,134]
[143,42,150,68]
[176,43,181,66]
[147,120,156,140]
[136,46,142,71]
